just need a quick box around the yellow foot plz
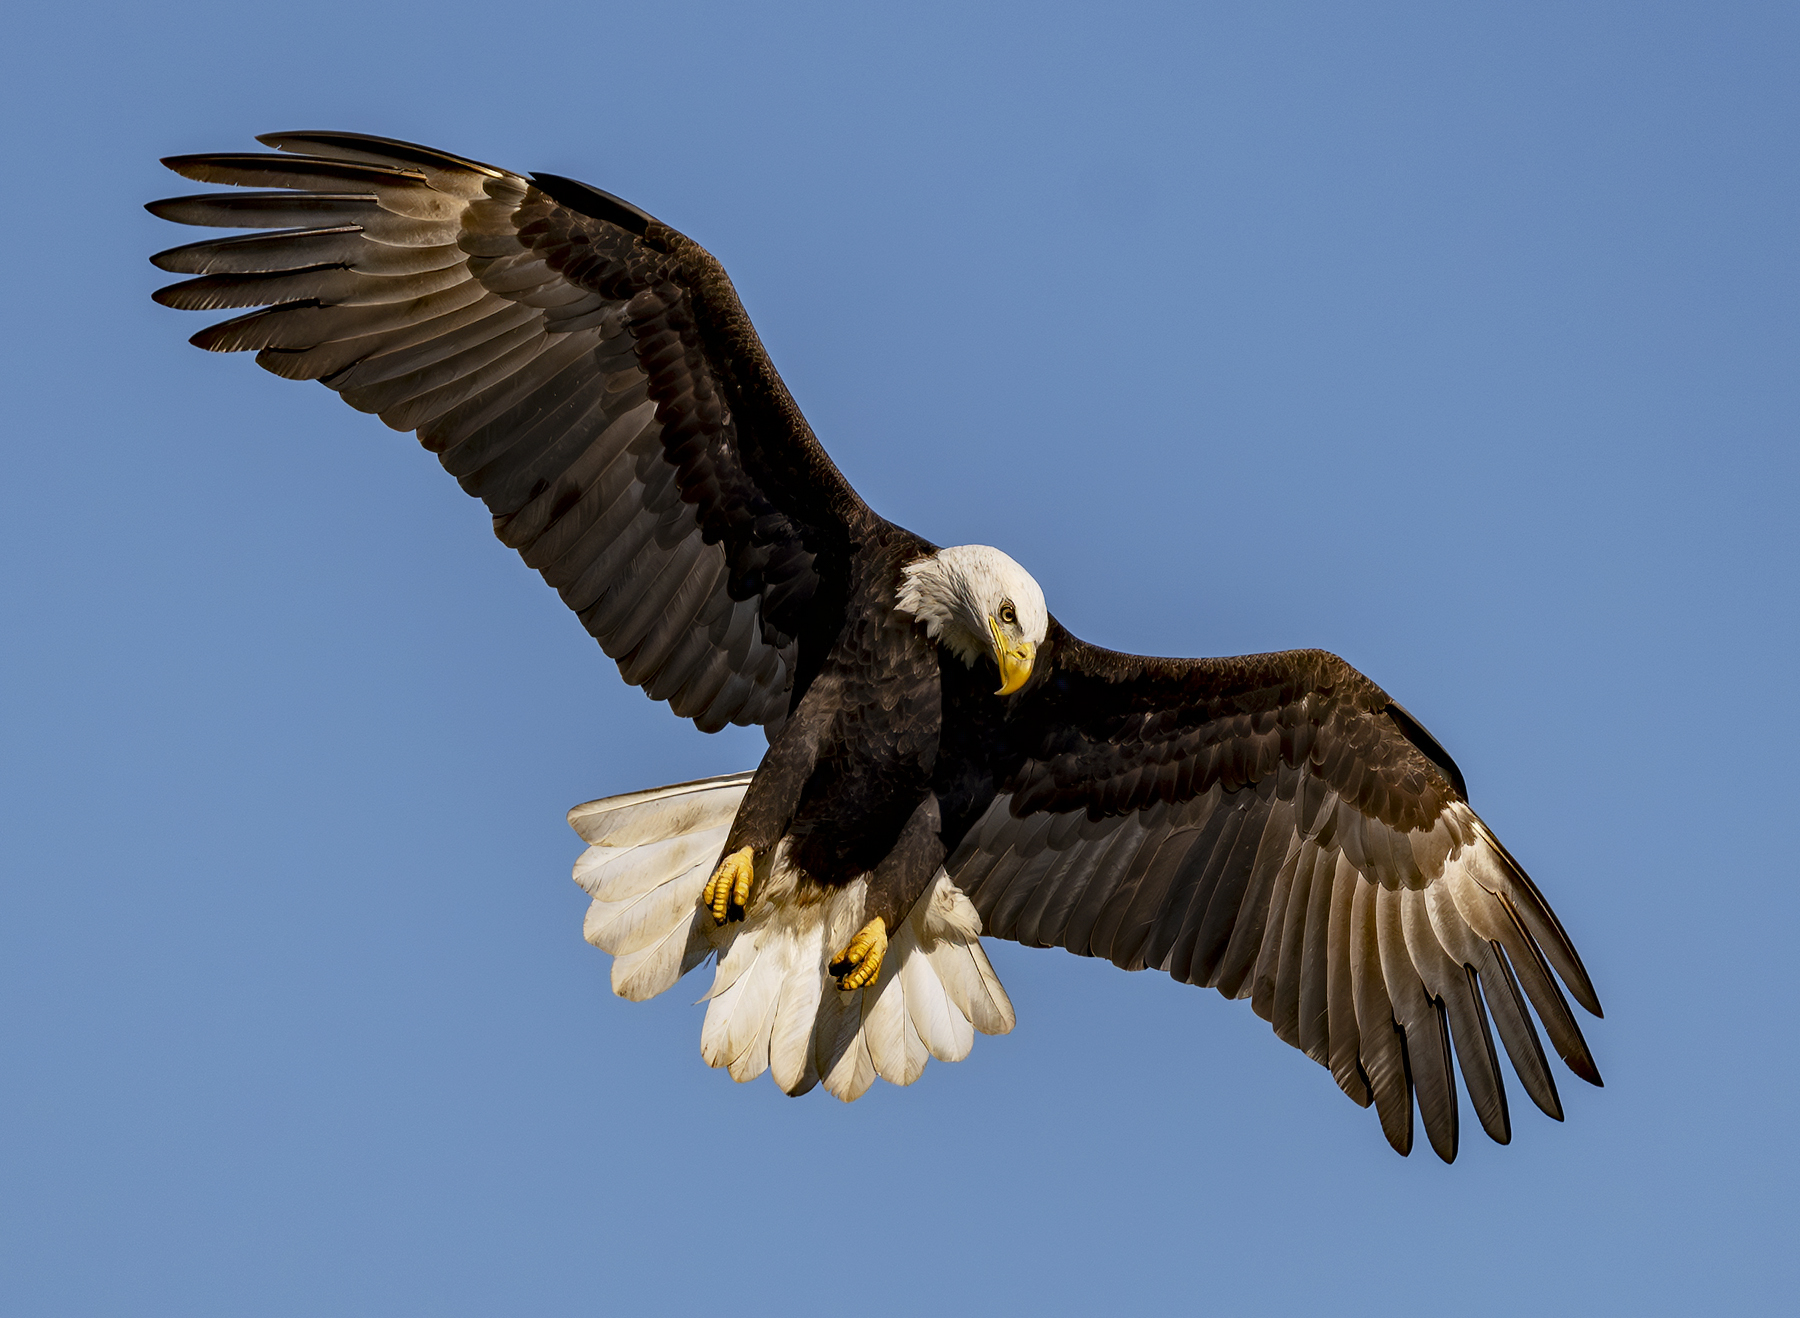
[830,918,889,991]
[702,846,756,924]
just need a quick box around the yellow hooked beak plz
[988,615,1036,696]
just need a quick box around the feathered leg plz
[830,793,945,988]
[707,677,839,923]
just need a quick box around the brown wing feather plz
[949,628,1602,1161]
[149,131,872,733]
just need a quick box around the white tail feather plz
[768,921,826,1095]
[901,934,971,1063]
[581,845,720,956]
[569,774,1015,1099]
[861,947,911,1084]
[568,772,754,846]
[607,918,711,1003]
[820,989,878,1102]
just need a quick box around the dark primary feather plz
[949,632,1603,1161]
[148,131,874,734]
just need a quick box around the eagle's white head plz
[895,545,1049,695]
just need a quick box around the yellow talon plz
[702,846,756,924]
[830,918,889,991]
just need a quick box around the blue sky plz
[3,2,1795,1313]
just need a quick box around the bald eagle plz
[148,131,1602,1161]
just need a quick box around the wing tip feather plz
[254,129,510,179]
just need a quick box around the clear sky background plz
[3,2,1795,1313]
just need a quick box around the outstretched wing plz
[149,132,871,733]
[949,630,1602,1161]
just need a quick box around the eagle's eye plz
[998,602,1017,627]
